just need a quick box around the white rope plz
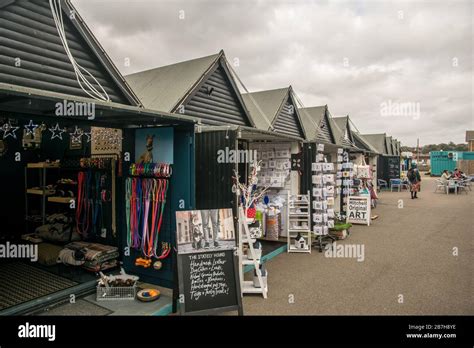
[49,0,110,102]
[224,59,274,130]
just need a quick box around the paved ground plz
[242,176,474,315]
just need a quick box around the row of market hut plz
[0,0,402,313]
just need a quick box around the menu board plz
[177,250,241,314]
[387,157,400,179]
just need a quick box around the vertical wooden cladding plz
[0,0,129,103]
[317,111,334,144]
[195,130,236,210]
[272,97,305,138]
[184,66,250,126]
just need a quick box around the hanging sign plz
[346,196,371,226]
[175,209,242,315]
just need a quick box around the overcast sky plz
[73,0,473,146]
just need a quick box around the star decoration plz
[24,119,39,136]
[83,131,92,143]
[2,121,19,139]
[49,123,66,140]
[69,126,83,143]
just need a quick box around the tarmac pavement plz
[242,176,474,315]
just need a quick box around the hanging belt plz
[145,179,161,257]
[141,179,153,256]
[125,178,132,247]
[76,170,92,237]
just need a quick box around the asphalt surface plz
[242,176,474,315]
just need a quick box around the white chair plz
[446,180,457,195]
[390,179,401,192]
[462,179,472,191]
[434,179,446,193]
[457,180,469,194]
[377,179,388,192]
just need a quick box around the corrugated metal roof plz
[125,53,220,112]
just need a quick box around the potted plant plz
[329,213,352,239]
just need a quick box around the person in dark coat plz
[407,164,421,199]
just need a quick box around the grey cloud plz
[73,0,473,146]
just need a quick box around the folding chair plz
[377,179,388,192]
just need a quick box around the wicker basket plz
[96,285,137,301]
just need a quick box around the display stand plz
[238,207,268,298]
[24,162,60,229]
[287,191,311,253]
[311,144,336,252]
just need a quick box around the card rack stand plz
[287,191,311,253]
[340,150,354,220]
[238,207,268,299]
[311,144,336,252]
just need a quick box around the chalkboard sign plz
[177,249,242,315]
[175,209,242,315]
[387,157,400,179]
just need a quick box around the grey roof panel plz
[361,133,388,155]
[125,53,220,112]
[241,87,289,130]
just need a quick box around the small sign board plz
[175,209,242,315]
[346,196,371,226]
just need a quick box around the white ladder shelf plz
[238,207,268,298]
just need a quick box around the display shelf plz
[27,188,55,196]
[287,191,311,253]
[241,254,261,265]
[238,207,268,299]
[48,196,74,204]
[27,162,60,169]
[288,245,311,253]
[241,280,268,294]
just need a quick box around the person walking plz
[407,164,421,199]
[201,209,220,248]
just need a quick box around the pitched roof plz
[332,116,358,148]
[242,87,289,130]
[361,133,389,155]
[353,132,379,153]
[126,53,221,112]
[242,86,306,139]
[0,0,141,105]
[298,105,336,144]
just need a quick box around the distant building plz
[466,131,474,151]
